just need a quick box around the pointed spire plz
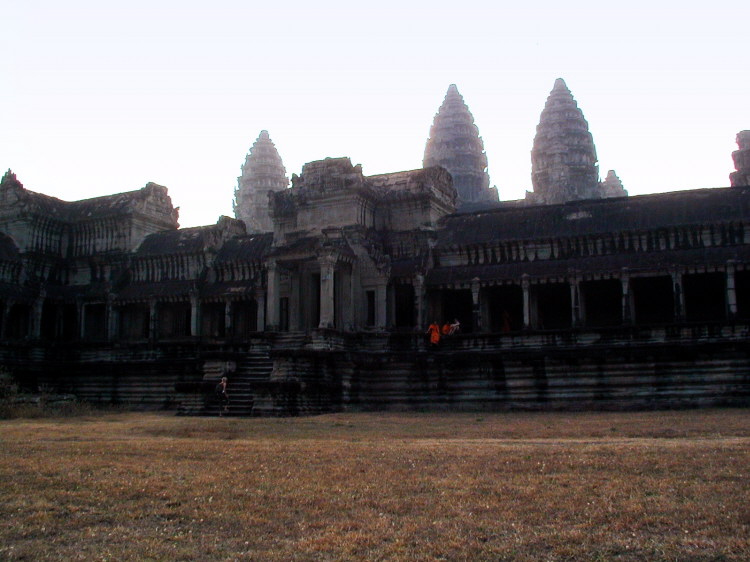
[600,170,627,198]
[234,130,288,233]
[530,79,601,205]
[423,85,496,205]
[1,169,23,190]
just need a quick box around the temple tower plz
[530,78,601,205]
[234,130,289,233]
[600,170,628,198]
[730,130,750,187]
[423,84,496,205]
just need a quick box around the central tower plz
[423,84,497,206]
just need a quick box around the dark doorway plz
[40,301,57,340]
[365,290,376,327]
[534,283,571,329]
[158,303,190,339]
[736,270,750,319]
[119,304,149,340]
[683,272,726,322]
[485,285,523,332]
[441,289,473,333]
[201,303,226,338]
[394,284,415,328]
[233,301,258,336]
[581,279,622,327]
[84,304,107,341]
[6,303,30,339]
[632,276,674,324]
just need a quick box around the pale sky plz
[2,0,748,228]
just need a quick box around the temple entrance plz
[484,285,523,332]
[683,272,726,322]
[394,284,415,328]
[201,302,225,338]
[40,301,57,340]
[6,303,30,339]
[158,302,190,339]
[532,283,571,329]
[83,303,106,341]
[233,301,258,336]
[119,304,149,340]
[736,270,750,319]
[440,289,473,333]
[581,279,622,327]
[632,276,674,324]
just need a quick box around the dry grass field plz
[1,409,749,561]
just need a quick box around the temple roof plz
[437,187,750,248]
[214,233,273,263]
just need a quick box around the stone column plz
[0,299,13,339]
[149,299,158,342]
[255,289,266,331]
[376,282,387,330]
[569,274,581,327]
[726,260,738,319]
[620,268,631,324]
[671,269,685,321]
[521,274,531,329]
[414,274,425,330]
[77,300,85,339]
[318,255,336,328]
[224,300,233,337]
[31,292,44,339]
[190,292,200,337]
[471,277,481,332]
[106,295,117,341]
[266,260,279,331]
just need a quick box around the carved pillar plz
[31,292,44,339]
[376,282,387,330]
[569,274,581,327]
[726,260,738,319]
[224,300,233,337]
[671,269,685,321]
[106,294,117,341]
[471,277,481,332]
[414,274,425,330]
[621,268,632,324]
[0,299,13,340]
[255,289,266,331]
[266,260,279,331]
[521,274,531,329]
[149,299,158,342]
[190,292,200,337]
[77,300,85,339]
[318,255,336,328]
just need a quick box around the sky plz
[2,0,748,228]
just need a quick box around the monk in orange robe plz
[426,321,441,347]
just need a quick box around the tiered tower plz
[730,130,750,187]
[234,130,288,233]
[600,170,627,198]
[530,78,601,205]
[423,84,497,205]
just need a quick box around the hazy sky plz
[2,1,747,227]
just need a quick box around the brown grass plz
[1,409,749,561]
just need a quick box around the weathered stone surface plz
[234,130,289,233]
[423,85,497,206]
[529,79,602,205]
[730,130,750,187]
[1,84,749,416]
[600,170,627,198]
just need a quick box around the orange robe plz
[427,323,441,345]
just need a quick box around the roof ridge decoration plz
[423,85,496,206]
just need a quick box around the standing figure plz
[449,318,461,335]
[426,321,441,348]
[215,376,230,416]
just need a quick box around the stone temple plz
[1,80,749,415]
